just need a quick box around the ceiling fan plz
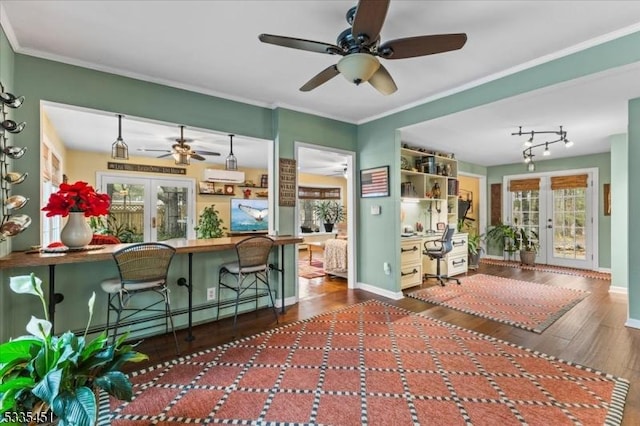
[258,0,467,95]
[138,125,221,162]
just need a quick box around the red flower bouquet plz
[42,181,111,217]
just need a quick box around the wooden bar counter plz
[0,235,302,339]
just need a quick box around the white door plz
[98,173,196,242]
[507,171,595,269]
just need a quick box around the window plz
[40,136,63,247]
[298,187,341,232]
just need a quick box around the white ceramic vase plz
[60,212,93,249]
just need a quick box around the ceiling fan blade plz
[157,153,173,158]
[190,153,206,161]
[379,33,467,59]
[351,0,390,45]
[138,148,171,152]
[194,150,221,156]
[259,34,343,55]
[300,65,340,92]
[368,64,397,95]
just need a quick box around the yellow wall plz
[458,175,480,235]
[65,149,268,231]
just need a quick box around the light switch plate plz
[371,205,381,215]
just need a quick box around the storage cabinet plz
[400,237,422,289]
[422,232,468,278]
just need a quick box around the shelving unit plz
[0,83,30,240]
[400,147,459,226]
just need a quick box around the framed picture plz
[604,183,611,216]
[436,222,446,231]
[198,181,215,194]
[360,166,389,198]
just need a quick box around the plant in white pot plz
[0,274,148,425]
[313,201,345,233]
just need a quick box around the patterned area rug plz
[298,258,325,279]
[480,258,611,280]
[407,274,590,333]
[107,301,628,425]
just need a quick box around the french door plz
[507,170,596,270]
[98,173,196,242]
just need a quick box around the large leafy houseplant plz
[0,274,148,426]
[195,204,227,238]
[313,201,345,232]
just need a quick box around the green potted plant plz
[313,201,345,233]
[516,227,539,265]
[0,273,148,425]
[467,232,484,269]
[485,221,518,260]
[195,204,227,238]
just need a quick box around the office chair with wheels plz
[423,225,461,286]
[101,242,179,354]
[217,236,279,330]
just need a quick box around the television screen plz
[230,198,269,233]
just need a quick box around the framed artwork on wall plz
[360,166,389,198]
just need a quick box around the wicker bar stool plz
[217,236,279,330]
[101,242,179,354]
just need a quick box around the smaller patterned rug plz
[407,274,590,333]
[480,258,611,280]
[298,258,325,279]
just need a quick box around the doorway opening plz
[295,143,356,302]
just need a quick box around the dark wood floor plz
[129,264,639,425]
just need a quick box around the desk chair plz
[217,236,278,330]
[423,226,461,286]
[101,242,179,354]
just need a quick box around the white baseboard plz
[608,286,628,295]
[625,318,640,329]
[598,267,612,274]
[275,295,298,308]
[356,281,404,300]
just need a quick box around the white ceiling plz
[3,1,640,169]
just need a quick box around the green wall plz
[610,134,628,291]
[628,98,640,322]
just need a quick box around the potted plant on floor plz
[0,273,148,425]
[486,221,518,260]
[516,227,539,265]
[467,232,484,269]
[313,201,345,233]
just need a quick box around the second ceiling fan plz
[259,0,467,95]
[139,125,221,164]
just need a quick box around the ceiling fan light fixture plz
[111,114,129,160]
[336,53,380,85]
[174,151,190,165]
[225,134,238,171]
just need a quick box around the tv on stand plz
[230,198,269,234]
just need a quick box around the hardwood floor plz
[128,264,639,425]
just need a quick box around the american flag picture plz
[360,166,389,198]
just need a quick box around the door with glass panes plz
[507,172,594,270]
[98,174,195,242]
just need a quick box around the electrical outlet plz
[206,287,216,301]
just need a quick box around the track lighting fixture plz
[512,126,573,172]
[111,114,129,160]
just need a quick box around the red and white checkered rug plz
[106,300,627,425]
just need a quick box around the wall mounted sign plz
[278,158,296,207]
[360,166,389,198]
[107,162,186,175]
